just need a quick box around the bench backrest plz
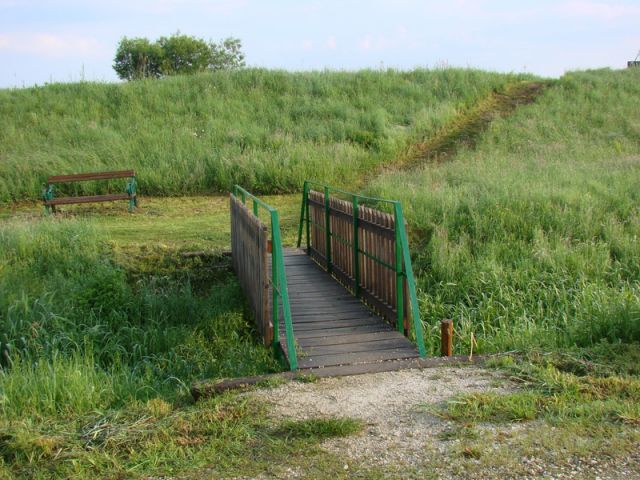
[48,170,135,184]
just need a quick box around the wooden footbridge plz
[230,182,426,372]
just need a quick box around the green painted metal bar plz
[232,185,298,370]
[42,184,54,215]
[126,176,137,213]
[394,209,404,334]
[253,199,259,217]
[296,180,309,249]
[324,186,332,273]
[305,180,399,206]
[352,195,360,298]
[305,186,310,254]
[394,202,426,357]
[271,211,297,370]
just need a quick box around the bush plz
[113,33,245,80]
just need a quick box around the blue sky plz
[1,0,639,88]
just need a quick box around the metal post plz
[253,199,259,217]
[271,220,280,354]
[272,211,297,370]
[352,195,360,297]
[296,181,309,249]
[394,202,426,357]
[305,188,310,255]
[394,205,404,333]
[324,186,332,273]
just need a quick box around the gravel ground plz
[250,366,640,479]
[253,367,510,468]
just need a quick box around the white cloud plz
[326,36,337,49]
[0,33,106,58]
[557,0,640,20]
[357,26,421,52]
[302,39,313,51]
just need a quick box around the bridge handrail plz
[232,185,298,370]
[296,181,426,357]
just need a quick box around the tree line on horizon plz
[113,33,245,81]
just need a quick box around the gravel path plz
[251,366,640,479]
[253,366,510,467]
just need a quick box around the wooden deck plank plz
[279,248,419,370]
[297,349,419,369]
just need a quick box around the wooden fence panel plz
[306,190,409,333]
[230,195,272,346]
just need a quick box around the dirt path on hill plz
[371,81,548,179]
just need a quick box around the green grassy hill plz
[0,68,526,201]
[2,67,640,479]
[369,68,640,352]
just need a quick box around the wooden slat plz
[48,170,135,183]
[297,349,418,369]
[44,193,131,205]
[230,195,271,346]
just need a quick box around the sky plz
[1,0,639,88]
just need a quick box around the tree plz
[113,34,246,81]
[113,37,162,80]
[209,37,245,71]
[157,33,211,76]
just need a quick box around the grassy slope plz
[2,68,640,478]
[0,68,526,201]
[369,68,640,353]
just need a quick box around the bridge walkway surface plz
[279,248,420,370]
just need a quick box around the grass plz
[2,66,640,477]
[442,346,640,425]
[0,218,373,479]
[368,68,640,354]
[419,346,640,478]
[0,68,529,202]
[0,194,301,250]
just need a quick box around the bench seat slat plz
[45,193,133,206]
[48,170,135,183]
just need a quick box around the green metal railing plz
[296,180,426,357]
[232,185,298,370]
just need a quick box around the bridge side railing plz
[231,186,298,370]
[296,181,426,356]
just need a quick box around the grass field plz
[1,67,639,478]
[0,68,528,202]
[368,68,640,354]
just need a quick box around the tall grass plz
[369,68,640,353]
[0,68,528,201]
[0,220,279,422]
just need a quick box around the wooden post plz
[441,319,453,356]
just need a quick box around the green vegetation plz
[2,66,640,477]
[0,68,526,202]
[443,347,640,424]
[426,347,640,477]
[0,219,371,478]
[368,68,640,354]
[113,33,245,80]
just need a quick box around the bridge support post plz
[324,186,332,273]
[352,195,360,297]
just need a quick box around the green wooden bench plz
[42,170,138,214]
